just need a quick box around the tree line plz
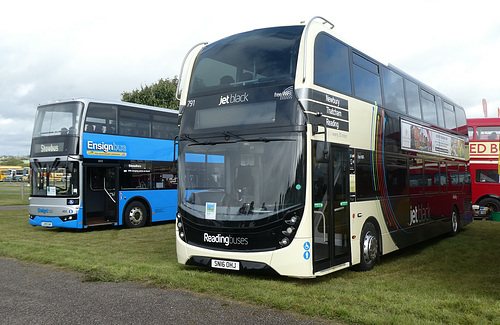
[121,77,179,110]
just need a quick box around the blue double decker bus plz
[29,98,178,229]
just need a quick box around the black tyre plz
[124,201,148,228]
[450,207,459,237]
[477,197,500,213]
[354,222,379,272]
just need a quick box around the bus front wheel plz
[124,201,148,228]
[477,198,500,213]
[354,222,379,272]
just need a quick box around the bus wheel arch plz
[123,197,150,228]
[477,197,500,213]
[354,217,381,272]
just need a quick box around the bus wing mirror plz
[316,142,330,163]
[313,124,329,163]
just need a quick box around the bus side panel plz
[386,195,451,249]
[118,190,177,223]
[148,189,177,222]
[470,162,500,204]
[349,201,399,265]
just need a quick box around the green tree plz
[0,157,27,167]
[121,77,179,110]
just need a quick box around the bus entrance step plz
[86,221,118,227]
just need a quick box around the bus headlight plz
[279,237,290,247]
[59,214,77,222]
[277,208,303,248]
[282,226,295,236]
[177,213,187,242]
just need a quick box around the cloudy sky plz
[1,0,499,156]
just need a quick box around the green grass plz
[0,208,499,324]
[0,182,30,205]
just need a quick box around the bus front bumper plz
[29,214,80,228]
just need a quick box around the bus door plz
[312,142,350,273]
[83,164,118,226]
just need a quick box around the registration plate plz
[41,222,53,227]
[211,259,240,271]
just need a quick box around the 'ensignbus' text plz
[87,141,126,153]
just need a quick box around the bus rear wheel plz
[124,201,148,228]
[354,222,379,272]
[450,207,459,237]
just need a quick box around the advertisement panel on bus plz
[82,133,176,161]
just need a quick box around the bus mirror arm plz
[313,124,329,163]
[176,42,209,100]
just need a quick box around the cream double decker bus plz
[175,17,472,278]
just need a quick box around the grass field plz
[0,206,498,324]
[0,182,30,206]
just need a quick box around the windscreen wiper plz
[222,131,244,141]
[179,133,199,143]
[189,140,236,146]
[244,137,295,143]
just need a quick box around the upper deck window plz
[421,89,437,125]
[405,80,421,119]
[188,26,304,97]
[455,106,467,133]
[467,127,475,140]
[443,102,457,130]
[314,33,351,95]
[85,103,117,134]
[33,102,83,138]
[477,126,500,140]
[352,53,382,105]
[119,109,151,137]
[382,67,405,113]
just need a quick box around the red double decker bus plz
[468,117,500,216]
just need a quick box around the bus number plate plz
[41,222,53,227]
[211,259,240,271]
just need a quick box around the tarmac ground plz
[0,257,335,325]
